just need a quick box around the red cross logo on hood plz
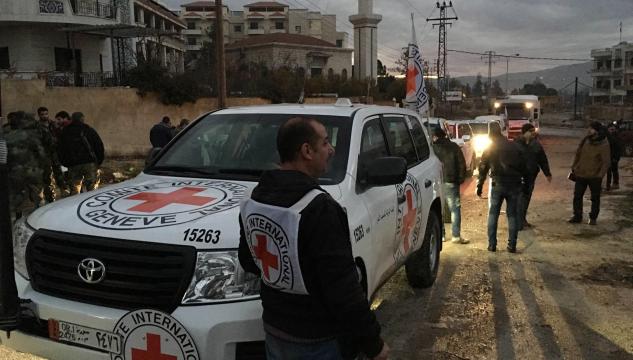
[125,187,215,213]
[131,333,176,360]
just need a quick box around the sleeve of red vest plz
[238,216,261,276]
[309,198,384,358]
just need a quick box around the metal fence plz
[46,72,126,87]
[74,0,116,19]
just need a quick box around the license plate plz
[48,319,121,354]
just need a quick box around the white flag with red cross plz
[404,13,429,115]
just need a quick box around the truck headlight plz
[182,251,260,304]
[473,135,492,156]
[13,217,34,280]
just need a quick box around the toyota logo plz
[77,258,106,284]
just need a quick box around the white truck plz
[3,104,445,360]
[493,95,541,139]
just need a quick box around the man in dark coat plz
[149,116,174,148]
[515,123,552,230]
[432,128,469,244]
[605,123,622,191]
[239,117,388,360]
[58,112,104,194]
[477,126,528,253]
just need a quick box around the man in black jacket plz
[605,123,622,191]
[238,117,388,360]
[432,128,469,244]
[515,124,552,230]
[149,116,174,148]
[477,126,528,253]
[58,112,104,194]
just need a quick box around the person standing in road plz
[58,112,104,194]
[432,128,469,244]
[605,123,622,191]
[36,106,63,204]
[149,116,175,148]
[239,117,388,360]
[4,112,49,220]
[569,121,611,225]
[515,124,552,230]
[477,126,528,253]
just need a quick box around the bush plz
[126,62,205,106]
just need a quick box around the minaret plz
[349,0,382,81]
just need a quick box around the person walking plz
[515,124,552,230]
[477,126,528,253]
[149,116,175,148]
[605,123,622,191]
[432,128,469,244]
[4,112,50,220]
[58,112,104,194]
[239,117,388,360]
[569,121,611,225]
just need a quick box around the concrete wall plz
[585,105,633,122]
[0,79,270,156]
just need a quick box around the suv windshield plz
[469,123,489,134]
[148,113,352,184]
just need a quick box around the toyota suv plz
[4,103,445,360]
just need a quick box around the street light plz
[506,53,520,95]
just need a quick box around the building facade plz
[225,33,352,78]
[179,1,349,65]
[591,41,633,104]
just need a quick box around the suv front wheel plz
[405,211,441,288]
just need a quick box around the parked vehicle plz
[494,95,541,139]
[424,117,476,176]
[467,117,505,158]
[5,103,445,360]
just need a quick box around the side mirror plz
[145,147,162,167]
[462,134,471,142]
[363,157,407,187]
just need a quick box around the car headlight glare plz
[182,251,260,304]
[13,217,34,280]
[473,135,492,154]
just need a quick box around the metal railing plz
[74,0,116,19]
[46,72,126,87]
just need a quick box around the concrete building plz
[179,1,349,67]
[0,0,185,86]
[349,0,381,81]
[590,41,633,104]
[225,33,352,78]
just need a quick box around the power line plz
[447,49,590,62]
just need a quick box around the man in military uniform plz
[37,106,65,202]
[4,112,49,220]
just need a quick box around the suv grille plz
[27,230,196,313]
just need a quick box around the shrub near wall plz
[0,79,270,157]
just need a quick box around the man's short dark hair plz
[521,123,535,134]
[37,107,48,114]
[55,111,70,120]
[277,117,321,163]
[162,116,171,123]
[433,127,447,139]
[71,112,84,123]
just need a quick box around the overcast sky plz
[162,0,633,77]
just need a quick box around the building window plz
[250,22,259,30]
[327,68,334,78]
[614,79,622,87]
[336,39,343,48]
[39,0,64,14]
[341,68,347,80]
[0,47,9,70]
[54,47,81,72]
[295,25,301,33]
[187,22,196,30]
[311,68,322,77]
[234,25,242,32]
[187,37,197,45]
[275,21,284,30]
[615,59,622,68]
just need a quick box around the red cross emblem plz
[125,187,216,213]
[400,189,417,253]
[253,234,279,281]
[131,333,177,360]
[406,64,419,95]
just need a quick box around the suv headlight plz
[182,251,260,304]
[13,217,34,280]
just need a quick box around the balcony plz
[182,29,202,35]
[247,28,265,35]
[591,67,611,76]
[591,48,611,58]
[186,44,202,51]
[74,0,116,20]
[590,89,610,97]
[270,28,285,34]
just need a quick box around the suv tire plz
[405,211,441,288]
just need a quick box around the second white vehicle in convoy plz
[5,102,445,360]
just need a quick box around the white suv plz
[5,104,444,360]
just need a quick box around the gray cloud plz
[163,0,633,76]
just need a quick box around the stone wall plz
[585,105,633,122]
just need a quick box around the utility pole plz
[505,53,519,95]
[215,0,227,109]
[427,1,458,102]
[573,76,578,120]
[481,51,495,101]
[620,21,623,43]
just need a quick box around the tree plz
[491,80,504,97]
[394,48,408,75]
[472,74,483,97]
[448,78,463,90]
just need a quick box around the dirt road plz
[1,127,632,359]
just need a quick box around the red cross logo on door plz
[131,333,177,360]
[125,187,216,213]
[253,234,279,281]
[400,189,417,253]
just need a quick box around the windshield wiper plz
[146,165,218,176]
